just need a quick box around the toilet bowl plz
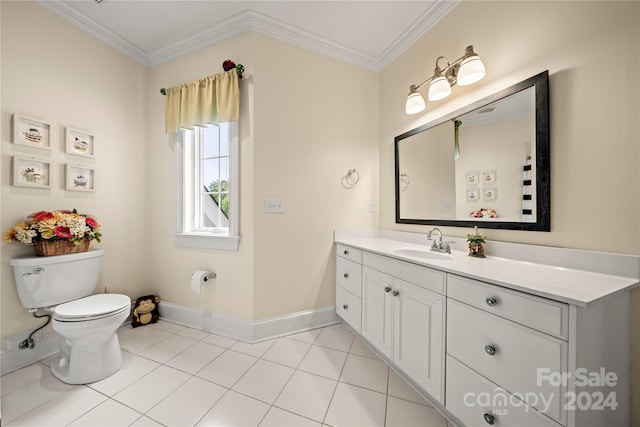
[9,250,131,384]
[51,293,130,384]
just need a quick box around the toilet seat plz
[54,294,130,322]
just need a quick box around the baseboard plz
[158,302,340,343]
[1,329,59,376]
[1,304,339,376]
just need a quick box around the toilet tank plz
[9,249,104,310]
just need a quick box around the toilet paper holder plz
[204,272,217,282]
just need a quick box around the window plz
[175,122,239,251]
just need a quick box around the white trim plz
[158,302,340,343]
[1,330,60,376]
[34,2,459,72]
[174,233,240,251]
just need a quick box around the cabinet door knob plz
[483,413,495,425]
[485,297,498,307]
[392,290,399,296]
[385,286,392,293]
[343,304,348,310]
[343,250,349,255]
[484,345,496,356]
[344,273,349,278]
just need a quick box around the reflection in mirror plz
[395,71,549,231]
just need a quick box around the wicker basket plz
[33,239,90,256]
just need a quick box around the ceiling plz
[36,0,459,71]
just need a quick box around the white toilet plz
[10,249,130,384]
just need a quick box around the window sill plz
[174,233,240,251]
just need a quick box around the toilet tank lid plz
[9,249,104,267]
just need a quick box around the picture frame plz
[465,171,480,185]
[466,187,479,201]
[483,170,497,184]
[66,163,95,192]
[483,187,497,200]
[12,114,51,150]
[65,127,95,158]
[13,155,52,188]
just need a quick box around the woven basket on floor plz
[33,239,90,256]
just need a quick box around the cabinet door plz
[362,267,394,358]
[393,279,444,404]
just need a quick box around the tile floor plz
[1,320,452,426]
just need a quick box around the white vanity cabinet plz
[335,244,362,332]
[361,251,446,404]
[334,235,634,427]
[445,274,629,427]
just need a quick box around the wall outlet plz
[264,198,285,214]
[368,201,375,213]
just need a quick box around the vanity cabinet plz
[335,244,362,332]
[361,251,445,404]
[335,238,631,427]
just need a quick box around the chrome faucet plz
[427,227,455,254]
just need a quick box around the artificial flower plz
[4,209,102,246]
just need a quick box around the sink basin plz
[392,248,454,261]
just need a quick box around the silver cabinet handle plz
[484,345,496,356]
[385,286,392,293]
[392,290,399,296]
[485,297,498,307]
[343,304,348,310]
[343,273,349,278]
[483,413,495,425]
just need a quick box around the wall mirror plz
[395,71,549,231]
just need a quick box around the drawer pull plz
[392,290,399,296]
[385,286,392,293]
[343,304,348,310]
[485,297,498,307]
[483,413,495,425]
[343,250,349,255]
[484,345,496,356]
[343,273,349,278]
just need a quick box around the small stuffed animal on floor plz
[131,295,160,328]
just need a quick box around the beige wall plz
[379,1,640,422]
[147,32,379,321]
[1,1,150,337]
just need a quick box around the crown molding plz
[35,0,458,72]
[35,0,149,66]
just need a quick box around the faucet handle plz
[443,241,456,253]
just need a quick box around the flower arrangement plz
[466,226,486,258]
[4,209,101,246]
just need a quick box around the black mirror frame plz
[395,70,550,231]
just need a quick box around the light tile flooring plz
[1,321,452,426]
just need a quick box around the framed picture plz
[483,187,497,200]
[466,187,479,201]
[13,155,52,188]
[465,171,480,185]
[483,170,497,184]
[12,114,51,150]
[66,163,95,192]
[65,127,95,158]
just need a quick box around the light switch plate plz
[264,198,285,213]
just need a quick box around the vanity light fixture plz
[405,45,486,115]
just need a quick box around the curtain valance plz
[164,69,239,133]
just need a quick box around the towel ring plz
[345,169,359,187]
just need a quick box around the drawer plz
[337,244,363,263]
[447,299,568,424]
[446,355,562,427]
[447,274,569,340]
[336,285,361,332]
[363,251,445,295]
[336,257,362,297]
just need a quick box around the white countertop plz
[335,236,639,307]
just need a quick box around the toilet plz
[9,249,130,384]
